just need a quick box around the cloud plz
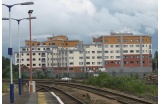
[2,0,158,57]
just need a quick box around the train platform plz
[2,92,60,104]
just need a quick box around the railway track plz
[57,82,154,104]
[37,84,85,104]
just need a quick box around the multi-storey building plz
[14,32,152,73]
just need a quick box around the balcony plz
[41,60,46,62]
[41,55,46,57]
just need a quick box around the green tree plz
[2,56,18,79]
[152,51,158,72]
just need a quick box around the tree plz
[2,56,18,79]
[152,51,158,72]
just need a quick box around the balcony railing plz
[41,60,46,62]
[41,55,46,57]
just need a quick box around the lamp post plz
[2,2,34,103]
[28,10,34,93]
[2,17,36,95]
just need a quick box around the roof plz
[47,35,67,39]
[25,40,41,42]
[64,40,79,42]
[97,35,152,38]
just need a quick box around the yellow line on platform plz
[38,92,47,104]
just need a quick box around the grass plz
[85,72,158,97]
[2,83,19,93]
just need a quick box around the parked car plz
[61,77,72,81]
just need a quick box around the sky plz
[2,0,158,58]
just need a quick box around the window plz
[115,45,120,48]
[130,39,133,42]
[27,64,30,66]
[124,61,128,64]
[130,45,134,47]
[130,61,134,64]
[105,56,108,59]
[130,56,134,58]
[116,50,120,53]
[79,62,83,65]
[86,51,90,54]
[47,48,50,50]
[92,62,95,65]
[69,57,73,59]
[149,45,151,49]
[27,59,29,61]
[130,50,134,53]
[136,56,140,58]
[105,39,108,42]
[22,48,25,51]
[39,64,41,66]
[79,51,83,54]
[110,45,114,48]
[32,48,34,50]
[33,58,35,61]
[110,56,114,59]
[86,62,90,65]
[123,39,128,42]
[116,56,120,59]
[97,62,102,65]
[105,62,108,64]
[105,51,108,53]
[33,64,36,66]
[136,50,140,53]
[21,53,23,56]
[98,45,102,48]
[43,43,46,45]
[110,50,114,53]
[136,45,140,47]
[86,56,90,59]
[142,50,145,53]
[69,62,73,65]
[137,61,140,64]
[79,57,83,59]
[43,48,45,50]
[33,53,35,55]
[97,51,102,53]
[123,45,128,48]
[86,45,90,48]
[136,39,139,42]
[92,56,95,59]
[92,51,95,53]
[117,39,120,42]
[123,56,128,58]
[105,45,108,48]
[38,48,40,50]
[110,62,114,64]
[142,45,144,47]
[27,53,29,56]
[70,51,73,54]
[123,50,128,53]
[22,59,24,61]
[97,56,102,59]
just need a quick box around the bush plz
[86,72,158,96]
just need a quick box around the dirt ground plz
[53,85,120,104]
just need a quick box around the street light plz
[3,17,36,95]
[2,2,34,103]
[28,10,34,93]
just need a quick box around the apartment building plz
[14,32,152,73]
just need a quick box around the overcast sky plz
[2,0,158,58]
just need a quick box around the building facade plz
[14,32,152,73]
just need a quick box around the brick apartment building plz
[14,32,152,73]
